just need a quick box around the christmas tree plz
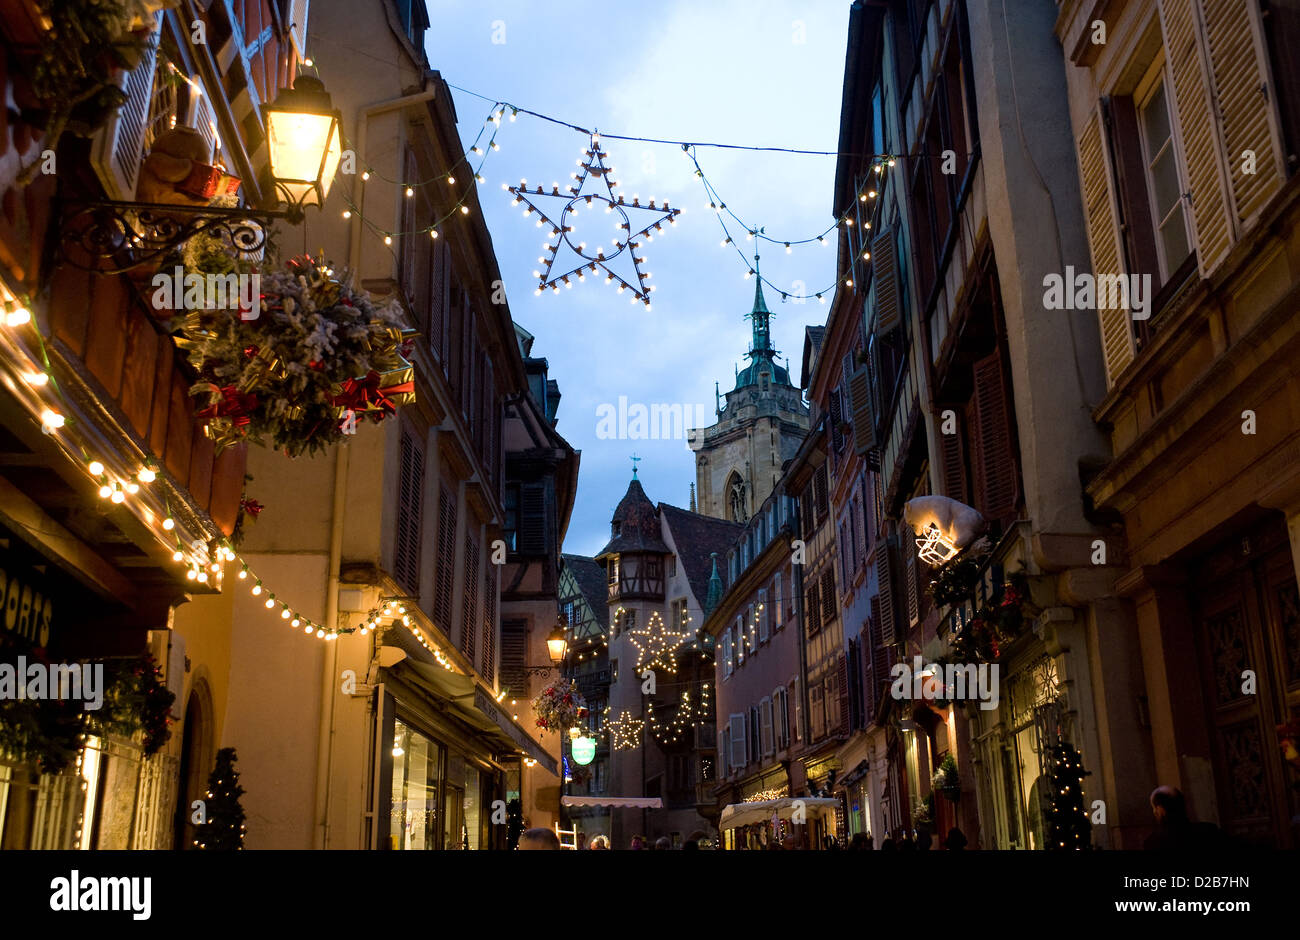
[196,747,247,850]
[1045,742,1091,850]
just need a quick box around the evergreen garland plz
[1045,742,1092,850]
[195,747,246,850]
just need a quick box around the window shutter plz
[1202,0,1284,227]
[1158,0,1233,275]
[761,698,774,755]
[91,12,162,200]
[719,729,729,778]
[434,485,457,630]
[806,581,821,635]
[939,413,968,505]
[872,226,900,333]
[730,714,747,768]
[829,388,845,451]
[500,619,528,696]
[750,706,760,761]
[837,651,851,734]
[849,364,877,455]
[814,466,829,520]
[722,629,733,678]
[518,483,546,554]
[794,677,803,742]
[394,429,424,593]
[1077,110,1135,386]
[461,535,479,664]
[774,573,783,628]
[971,351,1019,523]
[482,565,496,682]
[876,542,897,646]
[758,588,769,642]
[821,569,836,625]
[904,521,920,627]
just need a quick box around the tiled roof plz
[596,478,669,556]
[561,553,609,628]
[658,504,744,606]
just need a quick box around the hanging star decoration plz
[507,132,680,307]
[606,710,645,751]
[627,610,689,674]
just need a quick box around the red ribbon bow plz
[332,370,414,417]
[196,385,258,428]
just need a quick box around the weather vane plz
[507,131,681,307]
[631,453,641,478]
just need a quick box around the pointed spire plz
[689,482,697,513]
[704,552,723,617]
[748,256,773,356]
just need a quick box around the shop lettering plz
[0,565,54,647]
[49,870,151,920]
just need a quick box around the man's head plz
[517,827,561,850]
[1150,786,1188,824]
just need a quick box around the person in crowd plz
[879,835,895,852]
[589,834,611,850]
[682,830,706,850]
[654,836,672,850]
[629,834,646,850]
[848,832,873,850]
[896,827,915,851]
[916,824,933,851]
[1144,785,1228,849]
[944,827,968,850]
[517,828,560,850]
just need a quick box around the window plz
[729,714,747,768]
[806,581,822,636]
[722,629,734,678]
[434,485,456,632]
[608,556,619,586]
[774,572,783,629]
[821,569,837,625]
[503,484,519,551]
[758,588,769,643]
[760,697,774,756]
[670,597,688,634]
[1136,70,1192,280]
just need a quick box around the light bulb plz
[197,570,208,583]
[265,597,275,609]
[163,517,175,530]
[41,409,64,430]
[407,186,416,196]
[361,171,370,181]
[383,236,392,246]
[173,550,184,562]
[110,488,125,504]
[238,569,247,579]
[23,371,48,386]
[5,307,31,326]
[88,460,105,476]
[97,484,112,499]
[342,210,351,219]
[137,467,155,483]
[461,206,470,215]
[126,482,140,494]
[252,584,262,596]
[281,608,291,619]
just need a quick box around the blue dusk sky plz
[424,0,851,556]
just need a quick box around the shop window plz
[390,720,444,850]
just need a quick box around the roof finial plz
[631,453,641,479]
[689,482,697,513]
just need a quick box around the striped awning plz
[561,796,663,809]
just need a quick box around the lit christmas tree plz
[196,747,247,850]
[1045,742,1091,850]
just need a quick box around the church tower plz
[690,278,810,522]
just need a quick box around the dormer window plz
[612,521,622,538]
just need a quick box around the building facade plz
[1058,0,1300,848]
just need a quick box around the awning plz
[400,659,558,775]
[719,797,839,830]
[561,796,663,809]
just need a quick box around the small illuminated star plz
[627,611,688,674]
[507,132,680,305]
[606,710,645,750]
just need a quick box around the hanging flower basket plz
[175,256,416,458]
[532,680,588,733]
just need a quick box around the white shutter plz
[718,728,728,778]
[91,11,163,200]
[794,677,803,742]
[722,629,733,678]
[758,588,770,642]
[288,0,311,60]
[761,697,774,756]
[774,573,783,628]
[730,714,747,768]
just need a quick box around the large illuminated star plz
[506,133,680,307]
[627,611,689,674]
[606,710,645,751]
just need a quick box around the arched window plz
[727,472,748,523]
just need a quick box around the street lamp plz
[264,75,343,222]
[59,74,344,272]
[546,624,569,666]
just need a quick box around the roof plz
[801,325,826,389]
[734,278,795,391]
[596,478,669,557]
[658,503,744,606]
[561,554,609,628]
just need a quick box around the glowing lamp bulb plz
[88,461,105,476]
[163,517,175,530]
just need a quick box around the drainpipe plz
[347,83,439,277]
[314,441,350,848]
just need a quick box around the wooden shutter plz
[500,619,528,695]
[970,351,1019,523]
[394,429,424,593]
[806,581,821,635]
[730,714,747,767]
[92,12,162,200]
[1158,0,1233,275]
[758,588,769,642]
[872,226,900,333]
[1201,0,1284,226]
[829,388,845,451]
[761,698,774,755]
[814,466,829,520]
[793,678,803,742]
[849,365,877,455]
[876,543,897,646]
[482,564,496,682]
[821,569,836,624]
[1078,110,1135,386]
[518,483,546,555]
[837,651,851,734]
[939,412,968,504]
[434,485,457,630]
[904,520,920,627]
[461,536,479,664]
